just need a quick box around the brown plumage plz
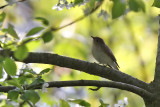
[91,36,119,70]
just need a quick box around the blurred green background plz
[0,0,159,106]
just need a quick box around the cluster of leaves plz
[0,11,53,105]
[3,60,51,105]
[0,12,54,61]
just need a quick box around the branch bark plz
[0,50,151,92]
[154,15,160,83]
[0,80,154,100]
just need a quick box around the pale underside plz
[92,43,119,70]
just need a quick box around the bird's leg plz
[106,64,112,69]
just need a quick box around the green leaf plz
[18,74,34,84]
[39,68,51,75]
[112,0,126,19]
[14,45,29,61]
[22,68,37,75]
[42,31,53,43]
[20,90,40,104]
[8,90,19,100]
[35,17,49,26]
[0,12,6,23]
[3,58,17,76]
[26,27,44,37]
[129,0,145,12]
[74,0,83,5]
[60,99,70,107]
[29,78,45,88]
[7,79,22,89]
[129,0,139,12]
[152,0,160,8]
[68,99,91,107]
[99,98,109,107]
[7,24,19,39]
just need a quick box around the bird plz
[91,36,119,70]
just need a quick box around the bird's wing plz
[102,44,120,68]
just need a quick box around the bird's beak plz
[91,36,94,39]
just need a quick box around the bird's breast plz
[92,44,112,64]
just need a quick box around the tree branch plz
[0,50,151,92]
[154,15,160,83]
[0,80,154,100]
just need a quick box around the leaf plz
[112,0,126,19]
[7,79,22,89]
[60,99,70,107]
[42,31,53,43]
[129,0,145,12]
[0,12,6,23]
[74,0,83,5]
[39,68,51,75]
[152,0,160,8]
[3,58,17,76]
[35,17,49,26]
[18,74,34,84]
[8,90,19,100]
[20,90,40,104]
[14,45,29,61]
[128,0,139,12]
[7,24,19,39]
[68,99,91,107]
[99,98,109,107]
[26,27,44,37]
[22,68,37,75]
[29,78,45,88]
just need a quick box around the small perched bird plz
[91,36,119,70]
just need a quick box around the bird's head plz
[91,36,105,45]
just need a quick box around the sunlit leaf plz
[42,31,53,43]
[39,68,51,75]
[60,99,70,107]
[35,17,49,26]
[7,24,19,39]
[7,79,22,89]
[14,45,29,61]
[20,90,40,104]
[112,0,126,19]
[3,58,17,76]
[8,90,19,100]
[68,99,91,107]
[26,27,44,37]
